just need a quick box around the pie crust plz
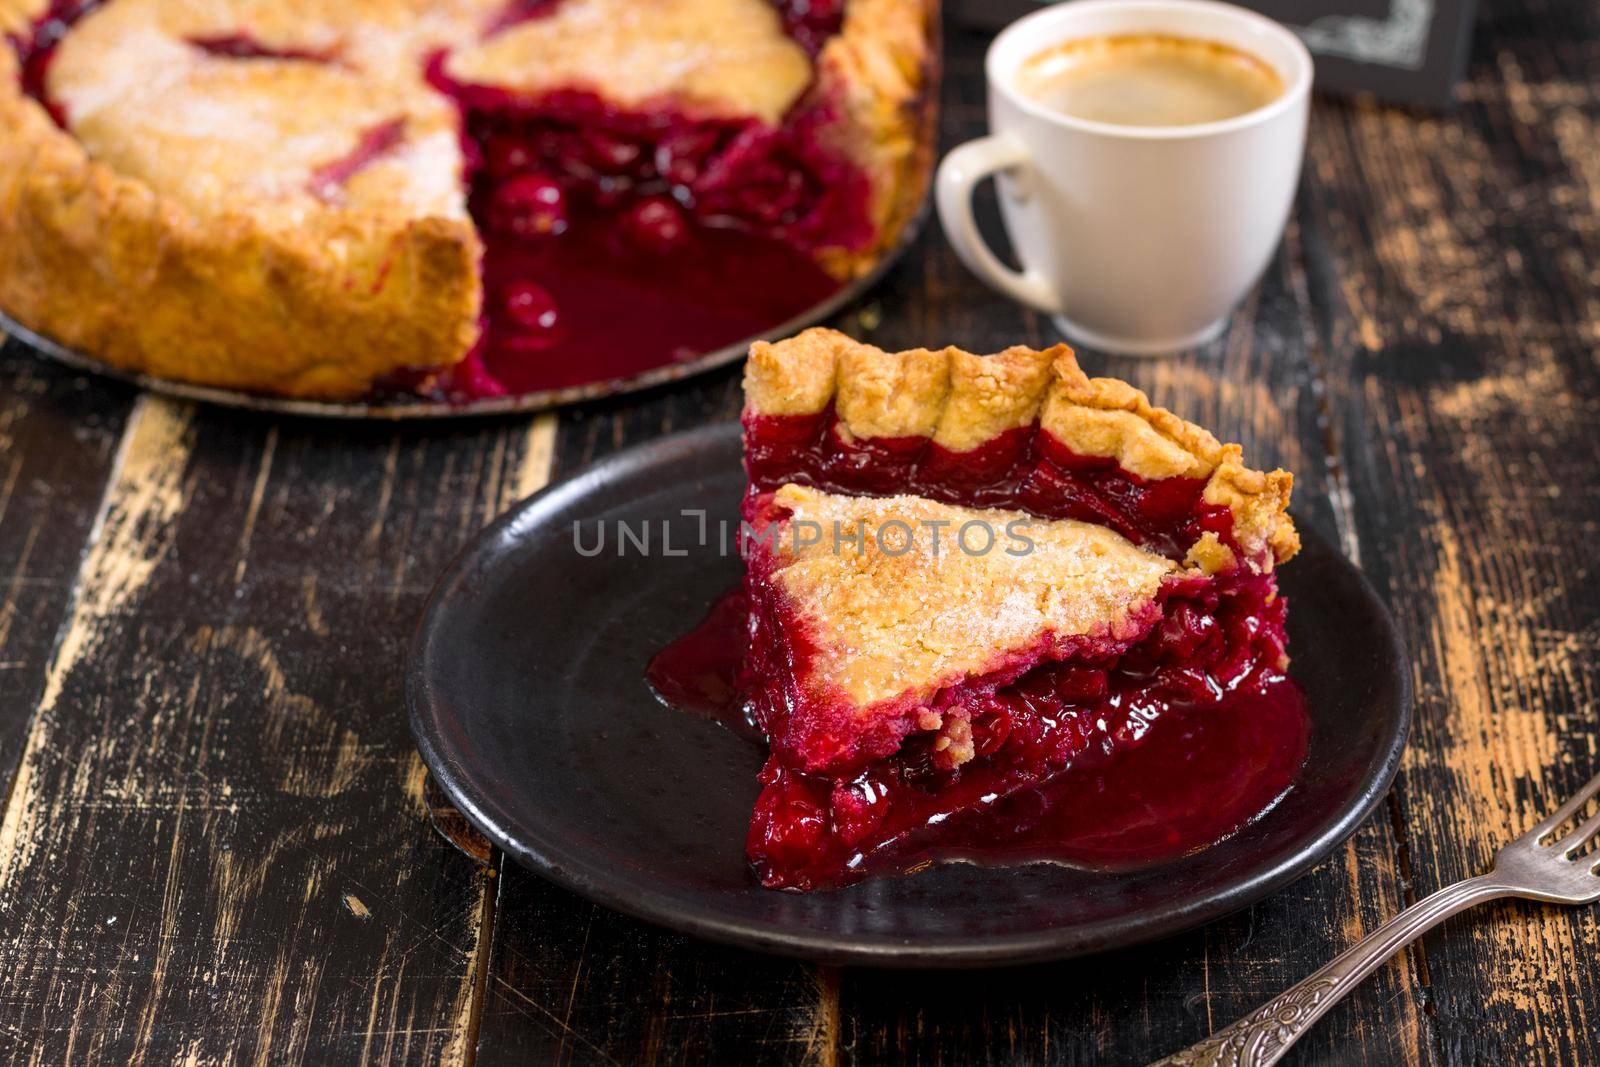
[0,0,936,398]
[744,328,1300,571]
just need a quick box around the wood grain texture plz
[1299,0,1600,1062]
[0,343,131,795]
[0,393,554,1061]
[0,0,1596,1062]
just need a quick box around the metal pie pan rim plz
[1,207,924,421]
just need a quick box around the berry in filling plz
[425,70,871,398]
[740,556,1296,890]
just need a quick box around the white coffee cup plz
[936,0,1313,355]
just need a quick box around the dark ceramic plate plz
[408,423,1411,967]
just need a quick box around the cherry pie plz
[730,329,1301,889]
[0,0,934,399]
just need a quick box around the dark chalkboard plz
[950,0,1480,107]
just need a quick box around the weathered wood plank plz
[829,56,1423,1059]
[1301,0,1600,1062]
[4,0,1597,1061]
[474,866,839,1067]
[0,337,130,799]
[0,394,555,1062]
[475,374,847,1066]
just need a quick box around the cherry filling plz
[8,1,877,401]
[423,69,871,398]
[768,0,846,57]
[482,0,562,37]
[645,414,1306,890]
[651,558,1303,891]
[7,0,97,125]
[749,672,1309,890]
[306,117,406,203]
[741,565,1294,890]
[742,410,1239,561]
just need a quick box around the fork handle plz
[1154,875,1511,1066]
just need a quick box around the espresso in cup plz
[935,0,1312,354]
[1017,34,1284,128]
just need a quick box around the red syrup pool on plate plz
[647,587,1312,888]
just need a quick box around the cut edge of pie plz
[0,0,937,399]
[735,329,1300,889]
[742,326,1300,572]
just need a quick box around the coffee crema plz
[1018,34,1285,128]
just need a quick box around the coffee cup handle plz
[935,134,1062,315]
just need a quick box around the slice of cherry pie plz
[732,329,1302,889]
[0,0,934,400]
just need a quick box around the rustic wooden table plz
[1,3,1597,1062]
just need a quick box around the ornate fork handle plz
[1155,875,1511,1067]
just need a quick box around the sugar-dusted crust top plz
[0,37,481,398]
[48,0,474,232]
[0,0,46,37]
[446,0,813,125]
[764,484,1175,709]
[744,327,1301,567]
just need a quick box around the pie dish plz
[736,328,1300,889]
[0,0,935,401]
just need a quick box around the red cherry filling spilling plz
[740,563,1295,890]
[650,418,1306,891]
[651,562,1304,891]
[417,73,872,398]
[747,662,1308,890]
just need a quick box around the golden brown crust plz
[0,0,46,37]
[446,0,813,126]
[812,0,938,280]
[744,328,847,415]
[742,327,1300,567]
[835,341,949,441]
[1040,361,1225,481]
[1203,461,1301,566]
[936,344,1058,451]
[0,42,482,399]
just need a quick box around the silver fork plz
[1157,770,1600,1067]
